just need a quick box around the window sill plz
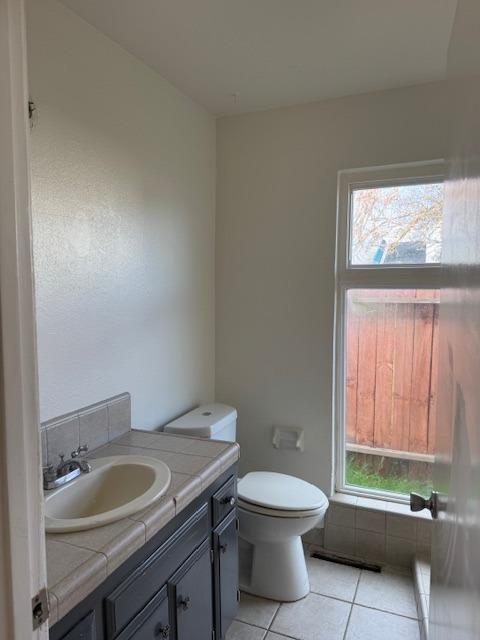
[330,492,432,521]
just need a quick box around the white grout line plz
[352,602,420,621]
[342,568,362,640]
[236,560,419,639]
[267,599,283,634]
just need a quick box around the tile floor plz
[227,551,420,640]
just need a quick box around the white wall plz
[216,82,451,493]
[27,0,216,427]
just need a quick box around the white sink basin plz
[45,455,171,533]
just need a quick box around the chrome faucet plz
[43,444,92,490]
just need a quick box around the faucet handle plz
[43,464,56,482]
[71,444,88,458]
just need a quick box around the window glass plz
[345,288,438,496]
[350,182,444,265]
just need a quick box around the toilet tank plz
[164,404,237,442]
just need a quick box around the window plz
[335,161,444,500]
[350,182,443,265]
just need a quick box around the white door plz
[0,0,48,638]
[428,3,480,638]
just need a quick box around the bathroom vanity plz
[46,432,239,640]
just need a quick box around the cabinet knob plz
[178,595,191,611]
[220,543,228,554]
[222,496,236,506]
[155,623,170,638]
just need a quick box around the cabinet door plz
[105,504,209,638]
[59,611,96,640]
[116,587,170,640]
[214,512,239,639]
[168,541,213,640]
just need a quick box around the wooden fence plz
[346,289,439,459]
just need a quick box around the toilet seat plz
[238,497,325,518]
[238,471,328,514]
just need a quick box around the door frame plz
[0,0,48,638]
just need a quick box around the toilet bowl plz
[164,404,329,602]
[237,471,328,601]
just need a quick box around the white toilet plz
[165,404,329,602]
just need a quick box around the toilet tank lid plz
[164,404,237,438]
[238,471,328,511]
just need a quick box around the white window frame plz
[334,160,445,502]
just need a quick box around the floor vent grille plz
[310,550,381,573]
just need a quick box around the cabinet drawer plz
[105,503,209,638]
[116,587,170,640]
[212,476,237,527]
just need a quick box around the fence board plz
[374,303,395,449]
[354,303,377,446]
[427,304,439,454]
[346,308,359,442]
[409,302,435,454]
[391,300,415,451]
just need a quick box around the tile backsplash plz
[304,493,432,569]
[41,393,131,466]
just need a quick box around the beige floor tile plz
[265,634,293,639]
[236,592,280,628]
[271,593,351,640]
[345,605,420,640]
[226,620,267,639]
[355,570,418,618]
[306,556,360,602]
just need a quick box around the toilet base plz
[239,535,309,602]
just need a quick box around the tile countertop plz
[45,430,240,626]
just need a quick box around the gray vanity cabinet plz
[116,587,169,640]
[49,467,238,640]
[169,541,213,640]
[214,511,239,640]
[60,612,96,640]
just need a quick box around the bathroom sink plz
[44,455,171,533]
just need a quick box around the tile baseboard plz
[413,554,430,640]
[303,494,432,571]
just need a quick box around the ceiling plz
[60,0,458,116]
